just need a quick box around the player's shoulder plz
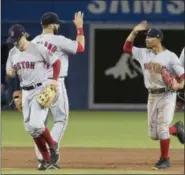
[181,47,185,52]
[133,46,148,53]
[49,34,67,41]
[8,46,17,56]
[32,35,40,42]
[165,49,178,58]
[164,49,179,63]
[29,42,47,53]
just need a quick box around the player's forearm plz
[177,80,184,90]
[76,27,85,52]
[126,30,138,42]
[52,59,61,80]
[123,30,138,54]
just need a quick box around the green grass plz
[1,168,165,174]
[1,111,184,148]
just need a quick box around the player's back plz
[32,34,78,78]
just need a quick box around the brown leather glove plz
[13,90,22,112]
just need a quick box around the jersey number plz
[44,41,57,53]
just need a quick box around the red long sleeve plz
[77,42,84,53]
[123,41,133,54]
[52,59,61,80]
[176,73,185,81]
[179,73,185,80]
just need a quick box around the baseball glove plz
[36,84,57,108]
[161,67,179,91]
[12,90,22,112]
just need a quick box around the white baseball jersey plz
[32,34,78,78]
[6,42,58,87]
[132,47,184,89]
[179,47,184,67]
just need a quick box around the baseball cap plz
[41,12,62,25]
[7,24,26,44]
[146,28,164,40]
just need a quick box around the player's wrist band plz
[77,28,84,35]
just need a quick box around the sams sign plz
[87,0,184,22]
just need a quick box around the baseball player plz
[176,47,185,109]
[6,24,61,170]
[179,47,184,67]
[31,11,85,167]
[123,21,185,169]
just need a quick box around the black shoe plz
[174,121,185,144]
[49,142,60,164]
[152,158,170,170]
[37,160,54,170]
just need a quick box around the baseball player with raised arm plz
[6,24,61,170]
[32,11,85,167]
[123,21,185,170]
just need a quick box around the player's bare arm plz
[123,21,148,54]
[73,11,85,52]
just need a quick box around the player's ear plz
[25,33,29,38]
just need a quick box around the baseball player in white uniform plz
[31,11,85,167]
[123,21,185,169]
[176,47,185,109]
[6,24,61,170]
[179,47,184,67]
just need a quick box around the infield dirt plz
[2,147,184,174]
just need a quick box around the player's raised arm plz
[73,11,85,52]
[57,11,85,54]
[123,21,148,58]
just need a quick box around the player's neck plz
[152,44,164,55]
[42,29,54,35]
[19,40,29,51]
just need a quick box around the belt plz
[148,88,167,94]
[48,76,66,79]
[21,83,42,91]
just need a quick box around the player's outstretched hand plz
[73,11,84,28]
[133,21,148,32]
[50,79,58,90]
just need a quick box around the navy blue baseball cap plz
[41,12,62,25]
[7,24,26,44]
[146,28,164,40]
